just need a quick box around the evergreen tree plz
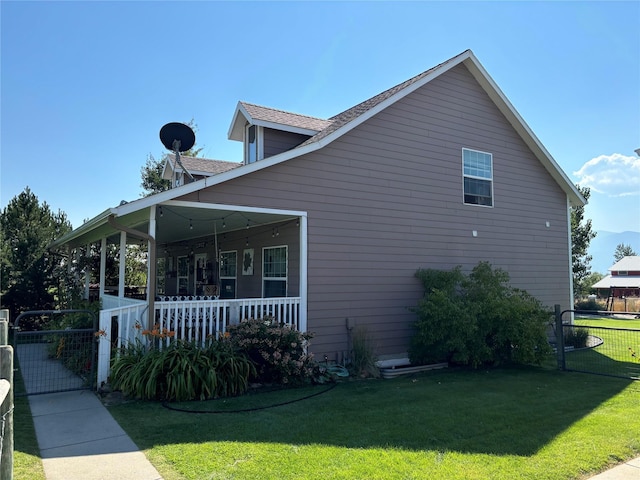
[0,187,72,321]
[613,243,637,262]
[571,185,597,297]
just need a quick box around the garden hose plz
[162,382,338,414]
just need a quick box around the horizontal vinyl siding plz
[263,129,310,159]
[178,63,571,358]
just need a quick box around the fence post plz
[0,321,7,349]
[555,304,565,371]
[0,345,14,480]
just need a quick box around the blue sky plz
[1,1,639,236]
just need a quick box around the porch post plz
[99,237,107,298]
[118,231,126,298]
[299,215,308,333]
[147,207,157,329]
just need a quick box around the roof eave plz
[48,208,115,249]
[228,102,248,141]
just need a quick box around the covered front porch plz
[51,197,308,387]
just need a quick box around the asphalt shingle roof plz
[239,102,333,132]
[169,155,241,175]
[298,50,469,147]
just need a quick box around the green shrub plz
[409,262,553,367]
[574,298,606,311]
[110,338,255,401]
[227,318,318,385]
[564,327,589,348]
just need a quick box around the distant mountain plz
[588,231,640,274]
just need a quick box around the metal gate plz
[14,310,97,396]
[555,307,640,380]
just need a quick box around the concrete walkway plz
[29,390,163,480]
[586,456,640,479]
[16,339,162,479]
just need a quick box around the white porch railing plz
[96,297,302,388]
[101,294,147,310]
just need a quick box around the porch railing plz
[97,296,301,388]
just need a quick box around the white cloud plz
[573,153,640,197]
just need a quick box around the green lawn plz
[13,370,46,480]
[567,317,640,379]
[108,365,640,480]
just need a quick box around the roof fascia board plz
[251,118,320,137]
[228,102,248,141]
[228,102,321,140]
[164,200,307,217]
[114,178,208,218]
[461,53,585,207]
[161,156,175,180]
[49,208,115,249]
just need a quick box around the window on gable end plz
[463,148,493,207]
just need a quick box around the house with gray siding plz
[51,50,584,381]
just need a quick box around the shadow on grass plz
[565,324,640,379]
[108,365,634,457]
[566,348,640,379]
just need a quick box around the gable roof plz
[162,155,241,180]
[300,52,463,148]
[609,256,640,272]
[227,50,585,207]
[51,49,586,249]
[228,102,332,141]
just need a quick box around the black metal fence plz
[14,310,97,396]
[555,306,640,380]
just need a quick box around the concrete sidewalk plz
[29,390,162,480]
[586,456,640,479]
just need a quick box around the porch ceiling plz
[154,205,296,246]
[51,203,298,250]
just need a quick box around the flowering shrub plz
[227,318,318,384]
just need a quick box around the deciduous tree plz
[571,184,597,297]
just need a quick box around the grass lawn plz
[13,370,46,480]
[567,317,640,379]
[108,365,640,480]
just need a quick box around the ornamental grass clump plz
[227,317,317,384]
[110,327,254,402]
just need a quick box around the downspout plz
[107,214,156,329]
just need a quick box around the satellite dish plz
[160,122,196,183]
[160,122,195,152]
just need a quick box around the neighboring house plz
[592,256,640,299]
[51,50,584,383]
[162,155,241,188]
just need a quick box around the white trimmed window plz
[263,246,287,298]
[463,148,493,207]
[219,251,237,299]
